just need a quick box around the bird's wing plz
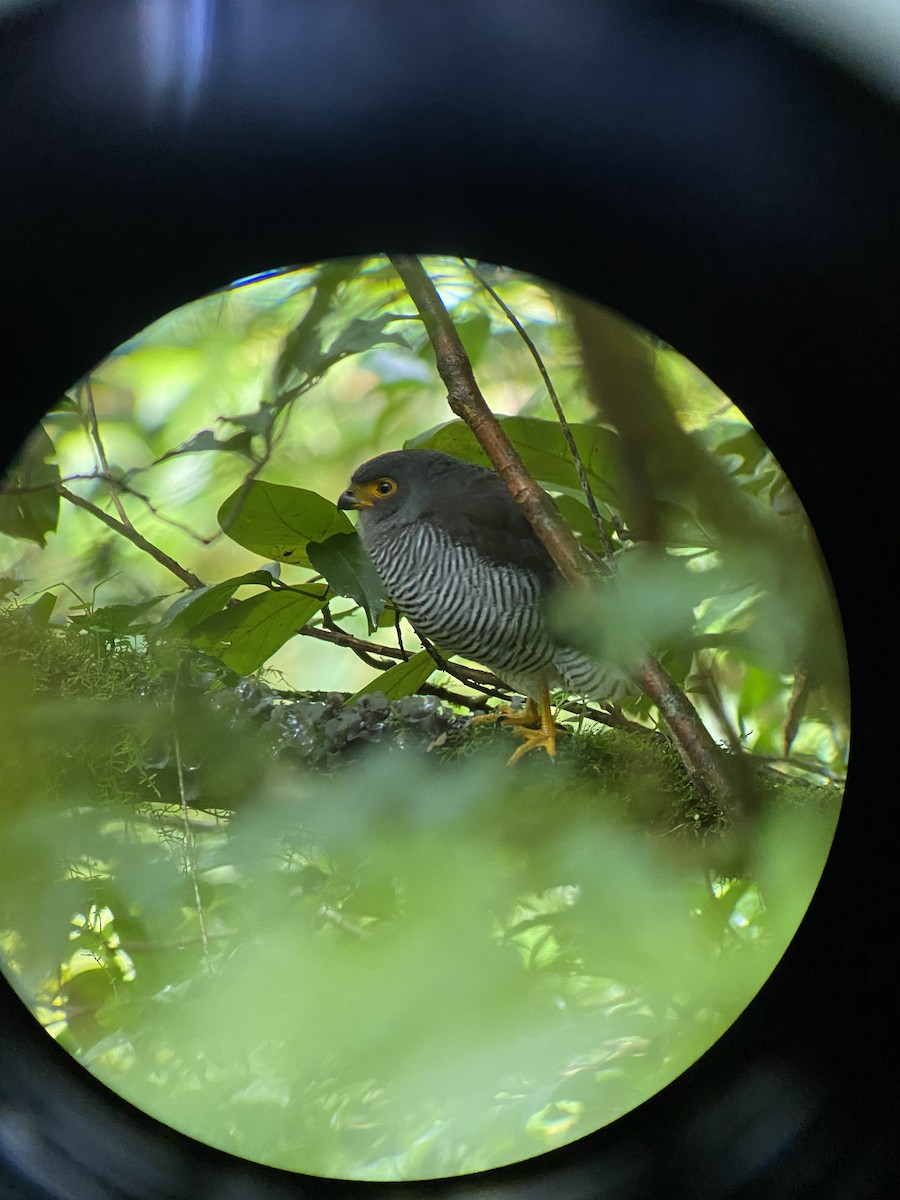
[423,468,560,591]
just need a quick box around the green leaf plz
[351,650,436,702]
[655,501,714,548]
[455,312,492,366]
[218,482,353,567]
[277,310,412,400]
[376,604,400,629]
[551,493,610,557]
[155,570,282,638]
[0,460,61,547]
[0,577,23,599]
[220,409,275,437]
[306,532,386,632]
[21,423,56,460]
[713,427,770,476]
[324,315,411,362]
[24,592,57,625]
[273,260,363,393]
[68,596,168,635]
[407,417,622,506]
[188,587,326,674]
[156,429,256,461]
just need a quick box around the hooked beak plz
[337,483,371,510]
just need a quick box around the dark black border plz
[2,2,896,1197]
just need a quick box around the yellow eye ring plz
[372,477,397,498]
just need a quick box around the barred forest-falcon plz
[337,449,627,762]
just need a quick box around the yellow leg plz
[506,684,560,764]
[472,688,562,763]
[472,697,539,728]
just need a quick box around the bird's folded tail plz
[553,646,632,703]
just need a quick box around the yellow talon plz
[472,697,537,727]
[473,687,563,764]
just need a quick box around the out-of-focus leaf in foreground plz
[0,651,840,1180]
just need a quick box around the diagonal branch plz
[389,253,592,589]
[389,254,743,816]
[55,484,205,590]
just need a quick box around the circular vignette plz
[1,1,897,1198]
[0,253,847,1182]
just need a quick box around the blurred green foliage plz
[0,611,838,1178]
[0,255,847,1179]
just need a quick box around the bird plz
[337,448,626,762]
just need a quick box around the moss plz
[1,605,171,813]
[1,604,839,838]
[0,605,168,702]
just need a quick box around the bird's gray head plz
[337,449,488,537]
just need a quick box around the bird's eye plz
[373,478,397,497]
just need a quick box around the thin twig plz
[4,469,225,546]
[4,472,122,495]
[298,623,412,661]
[413,629,502,696]
[297,622,504,696]
[462,258,614,561]
[112,479,225,544]
[119,934,232,953]
[394,609,405,655]
[320,603,397,670]
[82,379,132,530]
[55,484,205,590]
[172,657,212,975]
[694,652,743,752]
[295,621,646,728]
[752,751,844,784]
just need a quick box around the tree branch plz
[295,620,635,729]
[389,253,592,588]
[389,254,744,817]
[55,484,205,590]
[568,296,756,821]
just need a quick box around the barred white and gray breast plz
[361,518,623,702]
